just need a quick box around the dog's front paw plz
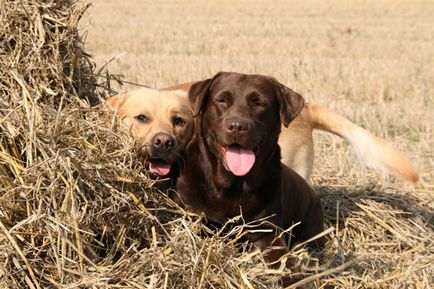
[279,258,307,288]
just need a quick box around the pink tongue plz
[149,161,171,176]
[224,146,256,176]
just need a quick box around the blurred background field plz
[86,0,433,187]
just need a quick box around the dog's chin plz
[218,143,257,177]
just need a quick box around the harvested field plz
[0,0,433,288]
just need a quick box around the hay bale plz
[0,1,281,288]
[0,0,150,287]
[0,0,98,106]
[0,0,432,288]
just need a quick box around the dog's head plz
[107,87,194,176]
[189,72,304,176]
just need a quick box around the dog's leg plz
[280,140,314,184]
[256,233,306,288]
[294,198,326,251]
[279,113,315,182]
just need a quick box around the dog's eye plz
[173,116,185,127]
[216,97,229,108]
[249,93,266,111]
[136,115,149,123]
[252,100,267,112]
[215,92,231,107]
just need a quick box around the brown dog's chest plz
[176,159,282,225]
[177,176,268,224]
[175,136,283,224]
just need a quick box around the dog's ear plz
[188,72,224,116]
[106,93,128,110]
[275,81,305,127]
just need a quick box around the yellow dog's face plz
[107,87,193,176]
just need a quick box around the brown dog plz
[106,87,193,178]
[175,72,325,285]
[165,83,419,183]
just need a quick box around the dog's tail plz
[305,103,419,183]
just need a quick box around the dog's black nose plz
[226,119,248,133]
[152,132,174,150]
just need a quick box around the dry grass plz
[0,0,433,288]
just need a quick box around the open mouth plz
[147,159,172,176]
[221,144,256,176]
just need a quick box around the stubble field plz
[84,0,433,287]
